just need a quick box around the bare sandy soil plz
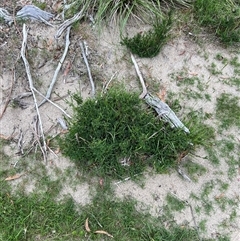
[0,1,240,240]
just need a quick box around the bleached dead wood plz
[0,8,13,23]
[102,71,118,95]
[131,53,190,133]
[55,8,85,39]
[38,26,71,107]
[21,23,47,162]
[33,87,72,118]
[0,5,54,26]
[80,41,95,97]
[177,166,192,182]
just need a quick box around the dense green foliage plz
[59,88,193,178]
[121,15,172,57]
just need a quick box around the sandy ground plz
[0,1,240,240]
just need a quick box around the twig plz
[102,71,118,95]
[188,202,202,241]
[17,128,24,155]
[169,192,202,241]
[80,40,95,97]
[130,53,147,99]
[39,26,71,107]
[177,165,192,182]
[21,24,47,162]
[57,117,68,130]
[33,87,72,118]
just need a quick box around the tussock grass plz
[67,0,163,32]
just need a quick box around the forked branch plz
[21,24,47,161]
[131,53,189,133]
[80,40,95,97]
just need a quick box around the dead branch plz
[21,23,47,162]
[55,9,85,39]
[130,53,189,133]
[102,71,118,95]
[130,53,148,99]
[0,5,54,26]
[33,87,72,119]
[39,26,71,107]
[17,128,24,155]
[80,40,95,97]
[169,192,202,241]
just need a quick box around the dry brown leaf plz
[0,134,14,140]
[5,173,25,181]
[215,193,225,200]
[95,230,113,238]
[99,178,104,187]
[157,87,167,102]
[188,72,198,76]
[85,218,91,232]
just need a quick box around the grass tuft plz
[66,0,163,33]
[121,14,172,57]
[59,87,197,178]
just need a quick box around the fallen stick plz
[102,71,118,95]
[55,8,85,39]
[169,192,202,241]
[33,87,72,118]
[21,23,47,162]
[131,53,189,133]
[80,40,95,97]
[17,128,24,155]
[0,5,54,25]
[38,26,71,107]
[130,54,148,99]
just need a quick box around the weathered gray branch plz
[0,5,54,25]
[131,53,148,99]
[33,87,72,119]
[80,41,95,97]
[55,8,85,39]
[21,23,47,161]
[131,54,189,133]
[39,26,71,107]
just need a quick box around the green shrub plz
[59,88,193,178]
[121,14,172,57]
